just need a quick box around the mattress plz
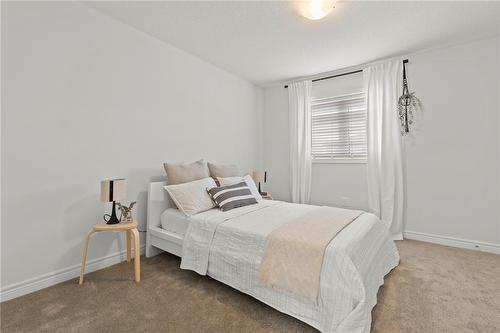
[160,208,190,236]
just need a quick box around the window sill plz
[312,159,367,164]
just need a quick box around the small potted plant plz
[117,201,136,222]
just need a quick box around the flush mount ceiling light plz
[299,0,335,20]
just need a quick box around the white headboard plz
[147,181,170,229]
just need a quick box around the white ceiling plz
[86,1,500,86]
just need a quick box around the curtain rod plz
[284,59,408,88]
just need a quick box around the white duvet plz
[181,200,399,333]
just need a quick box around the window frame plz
[312,158,367,165]
[310,92,367,164]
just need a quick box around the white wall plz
[404,37,499,246]
[1,2,261,294]
[263,37,500,247]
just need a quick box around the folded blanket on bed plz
[259,206,362,303]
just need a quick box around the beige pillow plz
[208,162,239,178]
[163,159,210,207]
[164,177,217,216]
[163,159,210,185]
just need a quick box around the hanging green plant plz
[398,61,422,135]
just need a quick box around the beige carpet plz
[2,240,499,333]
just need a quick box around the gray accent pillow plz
[207,181,257,212]
[207,162,239,178]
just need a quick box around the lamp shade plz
[252,170,267,184]
[100,179,126,202]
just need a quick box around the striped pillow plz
[207,181,258,212]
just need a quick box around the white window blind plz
[311,92,367,161]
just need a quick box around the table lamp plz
[100,179,126,224]
[252,170,267,195]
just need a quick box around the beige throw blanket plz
[259,206,362,303]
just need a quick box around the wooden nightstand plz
[261,193,273,200]
[79,219,140,284]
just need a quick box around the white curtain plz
[364,60,405,239]
[289,80,312,204]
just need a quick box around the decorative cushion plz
[163,159,210,207]
[207,162,239,178]
[163,159,210,185]
[207,181,258,212]
[164,177,217,216]
[217,175,263,201]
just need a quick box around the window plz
[311,92,367,162]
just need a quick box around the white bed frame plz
[145,181,184,258]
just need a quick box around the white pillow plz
[217,174,262,201]
[164,177,217,216]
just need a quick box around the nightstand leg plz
[79,229,95,284]
[131,228,140,282]
[126,230,131,262]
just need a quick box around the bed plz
[146,181,399,333]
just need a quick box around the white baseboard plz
[3,231,497,302]
[403,231,500,255]
[0,245,145,303]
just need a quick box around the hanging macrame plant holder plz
[398,61,422,135]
